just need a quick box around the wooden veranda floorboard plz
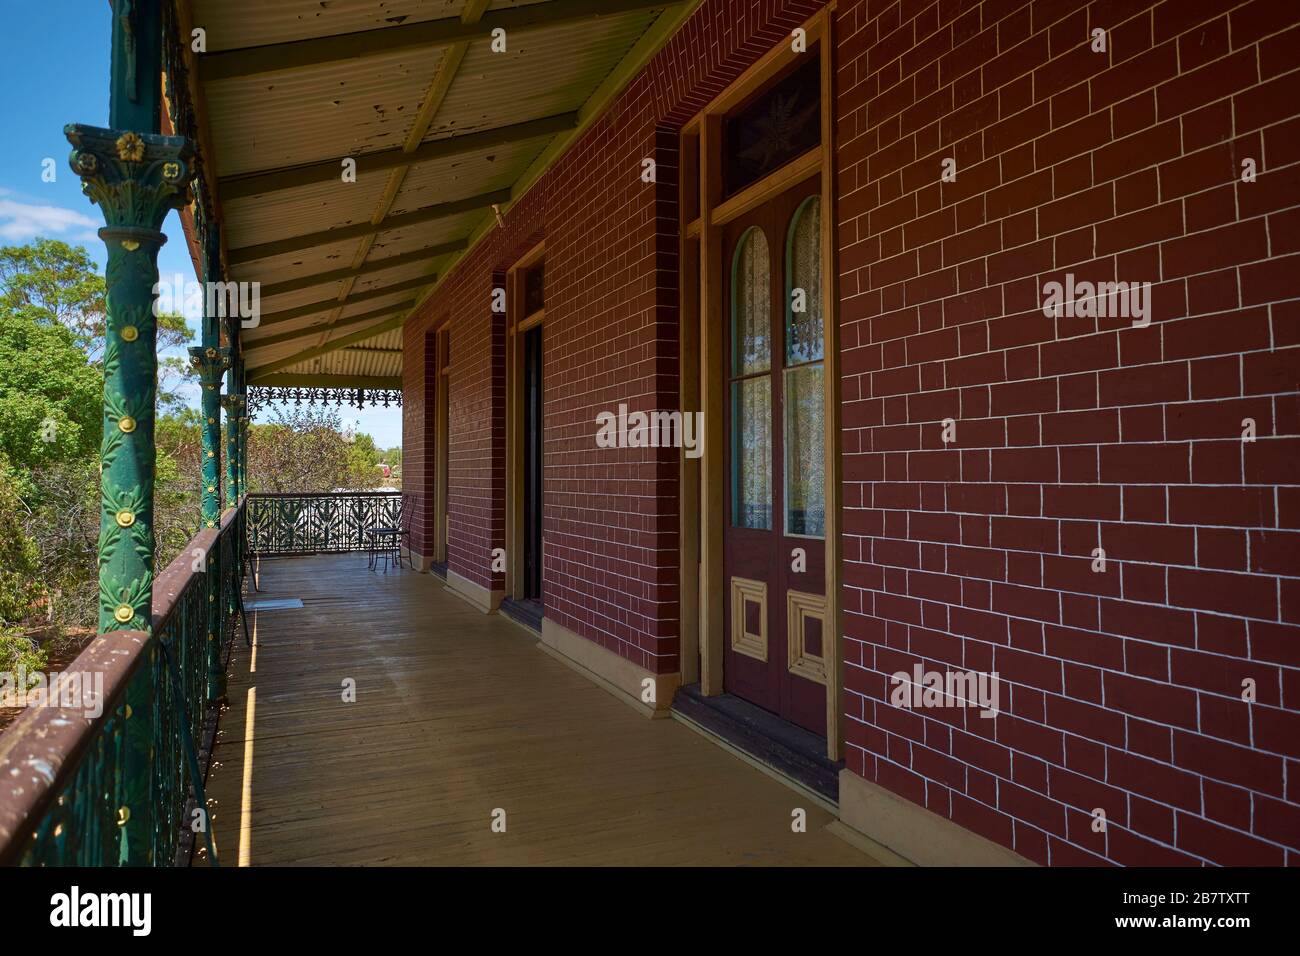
[202,553,879,866]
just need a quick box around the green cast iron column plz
[223,392,243,508]
[189,344,228,699]
[235,361,247,570]
[67,128,193,633]
[194,238,228,701]
[189,347,228,529]
[68,0,193,866]
[238,402,249,496]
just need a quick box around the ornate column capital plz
[65,124,194,239]
[188,345,231,388]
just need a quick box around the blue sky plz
[0,1,402,448]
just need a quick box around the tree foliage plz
[0,456,41,623]
[0,239,394,640]
[246,406,383,494]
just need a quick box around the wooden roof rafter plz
[257,274,441,328]
[219,112,579,201]
[245,0,495,379]
[259,242,464,299]
[198,0,675,80]
[186,0,702,382]
[227,188,509,265]
[243,304,413,355]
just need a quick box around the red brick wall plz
[404,1,825,672]
[835,0,1300,865]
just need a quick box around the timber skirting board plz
[539,618,680,719]
[445,568,504,614]
[835,769,1036,867]
[404,547,433,573]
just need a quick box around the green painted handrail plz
[0,504,246,866]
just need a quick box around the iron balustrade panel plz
[0,506,244,866]
[246,493,403,555]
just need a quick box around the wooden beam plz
[260,246,452,298]
[258,274,438,327]
[249,315,408,380]
[408,2,698,328]
[199,0,674,81]
[261,2,491,386]
[243,304,411,353]
[250,374,402,390]
[228,196,495,265]
[219,114,577,201]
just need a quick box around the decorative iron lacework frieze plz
[245,386,403,413]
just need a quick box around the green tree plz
[155,408,203,560]
[247,406,382,493]
[0,239,105,354]
[0,307,101,475]
[0,239,199,634]
[0,456,41,624]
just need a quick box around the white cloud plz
[0,193,100,243]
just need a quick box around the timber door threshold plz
[671,683,842,810]
[500,597,543,634]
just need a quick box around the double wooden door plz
[721,174,828,736]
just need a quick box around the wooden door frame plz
[435,323,450,564]
[505,240,546,601]
[679,4,843,760]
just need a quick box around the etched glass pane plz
[786,196,823,366]
[784,363,825,537]
[732,377,772,530]
[731,227,771,376]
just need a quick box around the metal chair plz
[393,496,413,567]
[366,498,406,572]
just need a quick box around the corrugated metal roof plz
[223,178,390,253]
[425,14,657,138]
[193,0,547,51]
[205,49,449,178]
[387,133,551,214]
[189,0,673,380]
[275,326,406,379]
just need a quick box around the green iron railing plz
[0,502,246,866]
[246,492,403,555]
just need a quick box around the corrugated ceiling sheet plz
[222,176,389,248]
[192,0,547,51]
[205,48,448,177]
[198,1,668,379]
[426,13,657,138]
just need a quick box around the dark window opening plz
[522,324,544,601]
[722,51,820,198]
[523,260,545,318]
